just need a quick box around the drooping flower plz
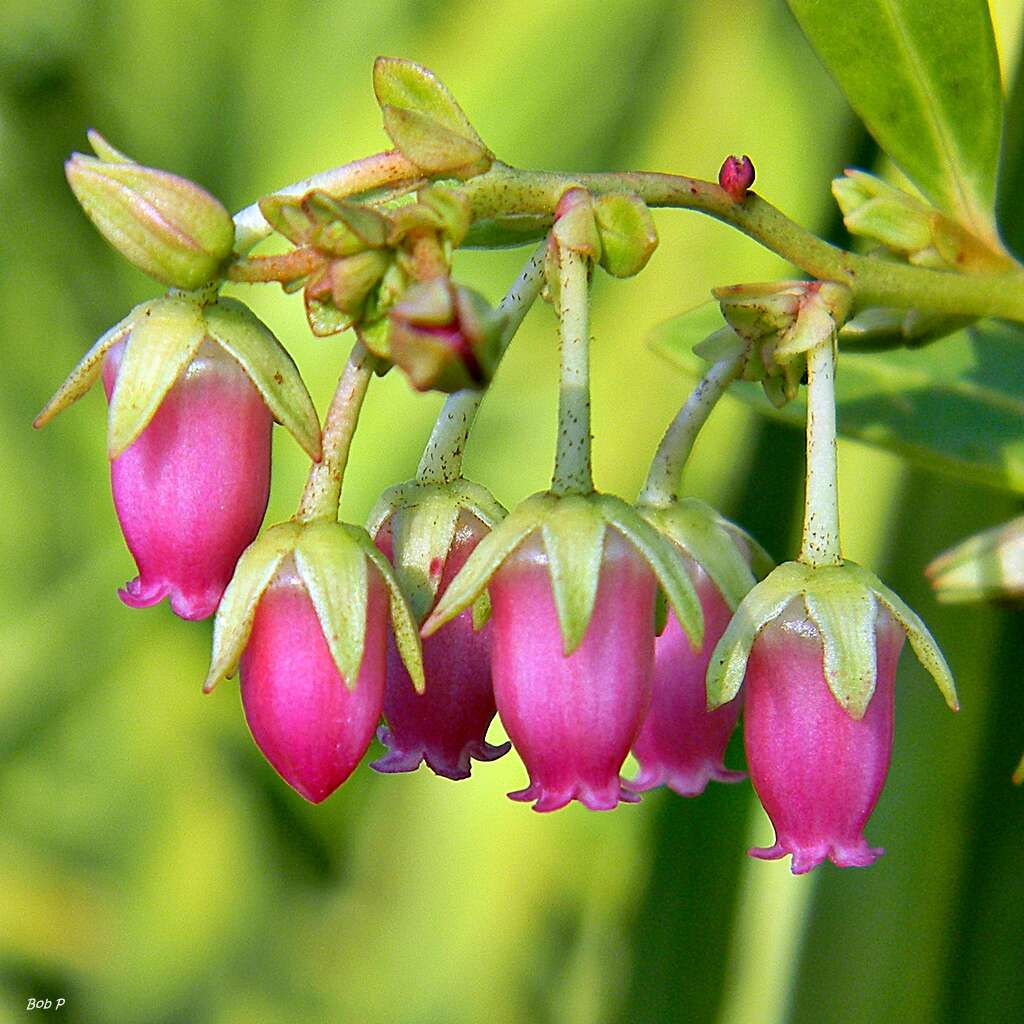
[204,519,424,803]
[707,559,958,873]
[422,491,703,812]
[372,501,509,780]
[34,295,322,620]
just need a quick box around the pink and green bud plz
[204,520,424,802]
[34,296,322,620]
[718,155,755,202]
[65,134,235,289]
[422,491,703,811]
[240,560,389,803]
[744,600,903,872]
[389,278,503,392]
[372,509,509,779]
[708,559,958,873]
[489,529,656,811]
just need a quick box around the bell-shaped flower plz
[34,294,322,619]
[204,520,423,802]
[708,560,958,872]
[629,499,772,796]
[423,491,704,812]
[368,479,510,779]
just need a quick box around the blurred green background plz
[2,2,1023,1022]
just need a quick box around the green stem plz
[231,150,422,255]
[799,336,842,567]
[296,341,374,522]
[460,164,1024,322]
[638,348,747,508]
[551,246,593,495]
[417,241,547,484]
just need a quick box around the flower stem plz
[231,150,422,255]
[459,164,1024,323]
[638,348,747,508]
[297,341,374,523]
[799,336,842,567]
[551,246,593,496]
[417,241,547,484]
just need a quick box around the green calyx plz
[367,477,507,624]
[204,519,424,695]
[925,515,1024,604]
[422,490,704,657]
[707,559,958,720]
[638,497,773,611]
[33,294,322,461]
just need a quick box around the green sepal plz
[706,560,807,709]
[203,297,322,460]
[448,478,508,530]
[541,496,607,655]
[389,492,461,623]
[803,567,880,718]
[925,515,1024,604]
[639,498,763,610]
[373,57,491,179]
[593,192,658,278]
[596,493,704,653]
[354,527,425,692]
[107,296,206,458]
[293,521,369,689]
[203,522,303,692]
[854,564,959,712]
[471,591,492,632]
[421,497,546,636]
[33,301,150,429]
[87,129,132,164]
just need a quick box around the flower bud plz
[389,278,503,392]
[102,338,271,620]
[372,510,509,779]
[744,599,904,873]
[65,145,235,289]
[718,155,755,202]
[240,559,388,803]
[489,529,656,811]
[926,516,1024,603]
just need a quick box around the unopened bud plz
[65,144,235,289]
[719,155,755,202]
[926,516,1024,604]
[389,279,504,392]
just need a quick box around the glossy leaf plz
[787,0,1003,241]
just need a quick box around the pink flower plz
[102,339,271,619]
[629,561,744,796]
[239,560,388,803]
[744,600,904,873]
[489,529,656,812]
[372,511,509,780]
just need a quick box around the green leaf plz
[541,497,607,655]
[706,561,808,709]
[106,297,206,458]
[293,522,369,689]
[356,528,425,693]
[803,570,879,719]
[204,297,322,460]
[787,0,1003,241]
[373,57,491,177]
[654,309,1024,494]
[33,302,149,429]
[203,523,302,692]
[598,494,704,652]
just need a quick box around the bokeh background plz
[2,2,1023,1022]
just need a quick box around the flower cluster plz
[36,58,969,876]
